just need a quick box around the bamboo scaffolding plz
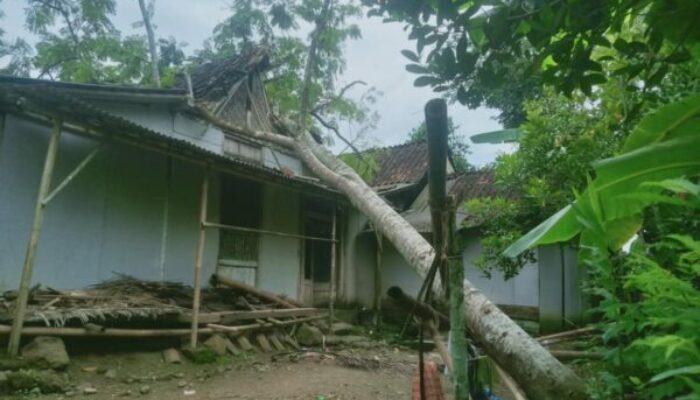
[207,315,325,334]
[181,307,322,324]
[7,120,62,357]
[190,167,209,348]
[203,222,339,243]
[328,208,337,327]
[0,325,213,337]
[42,144,102,205]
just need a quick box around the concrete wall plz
[0,113,219,291]
[256,183,301,299]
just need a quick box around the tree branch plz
[311,111,365,161]
[298,0,333,128]
[312,80,367,113]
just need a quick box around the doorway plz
[300,201,334,306]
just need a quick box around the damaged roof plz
[400,169,503,232]
[370,141,430,188]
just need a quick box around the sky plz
[1,0,514,166]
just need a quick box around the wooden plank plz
[236,335,254,352]
[225,338,241,356]
[0,325,213,337]
[180,308,322,324]
[255,333,273,352]
[268,333,286,351]
[283,334,300,350]
[213,273,302,308]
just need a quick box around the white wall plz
[463,237,539,307]
[357,232,539,308]
[0,113,220,291]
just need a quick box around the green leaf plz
[594,135,700,218]
[470,128,522,143]
[649,365,700,383]
[622,93,700,153]
[405,63,430,74]
[503,205,580,257]
[401,49,420,62]
[413,75,438,87]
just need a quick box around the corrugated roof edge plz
[0,84,335,196]
[0,75,188,98]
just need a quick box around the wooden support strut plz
[190,166,209,348]
[328,208,337,327]
[42,143,102,205]
[7,120,62,357]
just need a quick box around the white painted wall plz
[355,232,540,308]
[0,113,220,291]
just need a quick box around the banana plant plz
[504,93,700,257]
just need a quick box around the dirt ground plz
[6,343,457,400]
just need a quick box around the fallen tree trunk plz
[212,273,302,309]
[279,120,587,399]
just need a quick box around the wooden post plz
[190,166,209,348]
[425,99,469,399]
[7,119,62,356]
[328,208,337,327]
[373,231,383,330]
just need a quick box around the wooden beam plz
[190,167,209,348]
[328,208,337,327]
[7,120,62,357]
[203,221,339,243]
[207,315,325,334]
[180,308,323,324]
[42,143,102,205]
[0,325,213,337]
[213,273,302,309]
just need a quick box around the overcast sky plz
[1,0,513,166]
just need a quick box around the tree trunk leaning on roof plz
[281,125,586,400]
[254,0,586,397]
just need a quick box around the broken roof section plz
[0,48,334,195]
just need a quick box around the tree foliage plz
[364,0,700,125]
[197,0,373,136]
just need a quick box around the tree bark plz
[138,0,161,87]
[283,128,586,399]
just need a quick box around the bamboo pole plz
[190,166,209,348]
[493,362,527,400]
[328,208,337,327]
[374,231,383,330]
[1,325,213,337]
[207,315,325,334]
[202,221,338,243]
[7,119,62,357]
[42,144,101,205]
[213,273,302,308]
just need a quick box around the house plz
[0,49,351,308]
[0,49,581,334]
[346,142,586,333]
